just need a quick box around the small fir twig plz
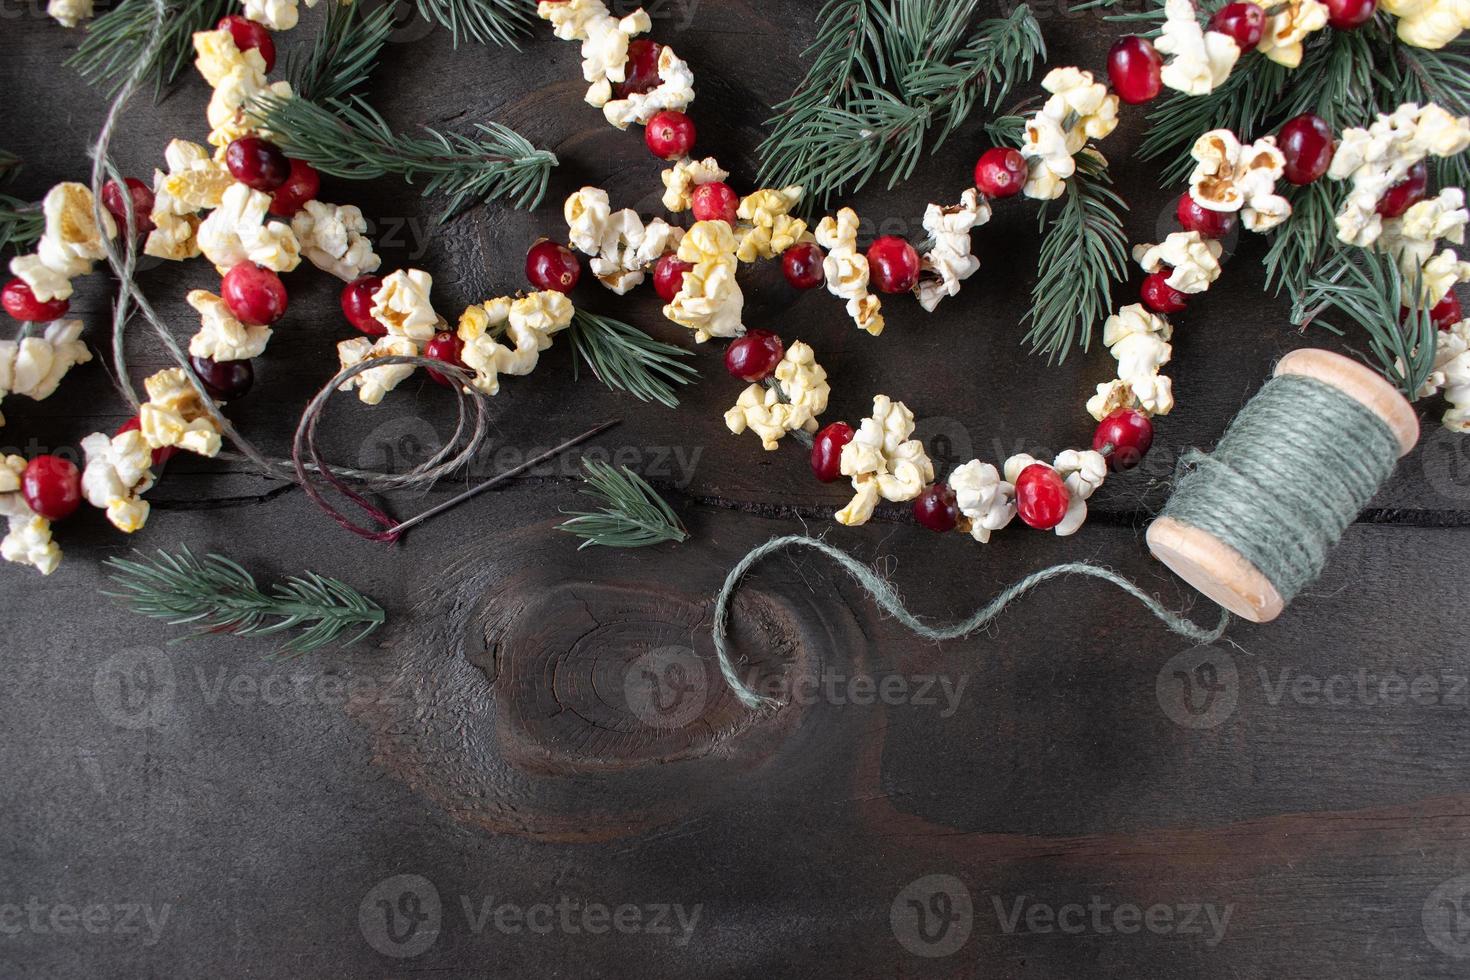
[412,0,533,48]
[1295,250,1438,398]
[104,549,386,656]
[70,0,233,96]
[1394,37,1470,190]
[558,461,689,550]
[0,195,44,255]
[287,0,399,104]
[566,310,699,408]
[0,150,20,183]
[1261,178,1344,299]
[254,94,557,219]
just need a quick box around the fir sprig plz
[1023,152,1131,360]
[757,1,1044,209]
[412,0,533,48]
[286,0,398,104]
[104,549,386,656]
[70,0,232,96]
[558,461,689,550]
[0,195,44,255]
[1295,250,1438,397]
[1395,38,1470,189]
[566,310,699,408]
[0,151,20,183]
[254,94,557,219]
[1261,178,1344,298]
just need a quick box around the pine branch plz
[0,195,44,256]
[756,2,1043,210]
[1295,250,1438,398]
[412,0,533,47]
[1262,178,1344,300]
[287,0,398,104]
[254,94,557,220]
[104,548,386,656]
[1022,152,1130,360]
[566,310,699,409]
[0,150,20,184]
[557,461,689,550]
[70,0,232,96]
[1393,37,1470,190]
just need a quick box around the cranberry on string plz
[811,422,854,483]
[913,483,959,532]
[1208,2,1266,48]
[782,242,825,290]
[1107,36,1163,105]
[191,354,255,401]
[1092,409,1155,472]
[116,417,176,466]
[724,329,784,382]
[1430,293,1464,330]
[423,332,465,387]
[867,236,920,294]
[1141,270,1189,313]
[341,275,386,335]
[1,279,68,322]
[1176,193,1237,239]
[218,15,275,72]
[653,253,691,302]
[617,39,662,97]
[691,182,739,224]
[1278,113,1336,185]
[1014,464,1070,530]
[645,110,696,160]
[101,177,155,235]
[525,240,581,293]
[269,159,320,216]
[222,263,288,326]
[225,136,291,191]
[20,456,82,521]
[973,147,1027,198]
[1376,160,1428,218]
[1326,0,1377,29]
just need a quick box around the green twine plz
[1160,374,1400,606]
[712,536,1230,711]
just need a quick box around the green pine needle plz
[757,1,1043,210]
[1261,178,1344,299]
[1022,152,1130,361]
[1394,38,1470,190]
[412,0,532,48]
[558,461,689,550]
[70,0,233,96]
[104,548,386,657]
[254,93,557,220]
[0,194,44,256]
[287,0,398,104]
[1295,250,1438,398]
[0,150,20,183]
[566,310,699,409]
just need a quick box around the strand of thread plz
[1159,374,1399,605]
[712,535,1230,711]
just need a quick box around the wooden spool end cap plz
[1275,348,1420,457]
[1146,517,1285,623]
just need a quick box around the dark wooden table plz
[4,2,1470,976]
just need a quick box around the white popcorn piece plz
[815,208,884,336]
[916,189,990,312]
[563,188,683,293]
[1248,0,1329,67]
[1052,449,1107,536]
[723,341,830,450]
[835,395,934,527]
[0,320,93,414]
[1133,231,1224,294]
[1419,249,1470,306]
[81,430,155,533]
[537,0,608,39]
[242,0,298,31]
[1187,129,1292,232]
[186,290,272,362]
[46,0,93,28]
[139,368,223,457]
[9,183,118,302]
[1021,68,1119,200]
[9,255,75,305]
[735,187,807,263]
[456,291,575,396]
[1380,189,1469,278]
[1420,318,1470,429]
[193,28,267,88]
[370,268,440,343]
[603,44,695,130]
[0,456,61,575]
[291,201,381,282]
[1089,304,1176,420]
[337,336,419,406]
[949,459,1015,543]
[1381,0,1470,47]
[196,183,301,274]
[660,157,729,213]
[1156,0,1240,95]
[664,220,745,342]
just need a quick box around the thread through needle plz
[390,419,622,536]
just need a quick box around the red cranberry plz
[116,416,176,466]
[867,236,920,294]
[724,329,784,382]
[1326,0,1376,28]
[973,147,1028,198]
[1376,161,1428,218]
[191,354,254,401]
[1176,193,1237,239]
[525,240,581,293]
[20,455,81,521]
[616,39,663,98]
[691,182,739,224]
[1107,36,1163,105]
[341,275,386,335]
[1208,2,1266,49]
[1092,408,1155,472]
[645,110,696,160]
[811,422,854,483]
[1278,114,1336,185]
[1432,292,1464,330]
[653,253,692,302]
[218,15,275,72]
[101,177,155,235]
[268,159,320,216]
[913,483,959,532]
[1141,270,1189,313]
[1014,463,1070,530]
[1,279,69,322]
[423,331,465,387]
[221,263,288,326]
[782,242,825,290]
[225,137,290,192]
